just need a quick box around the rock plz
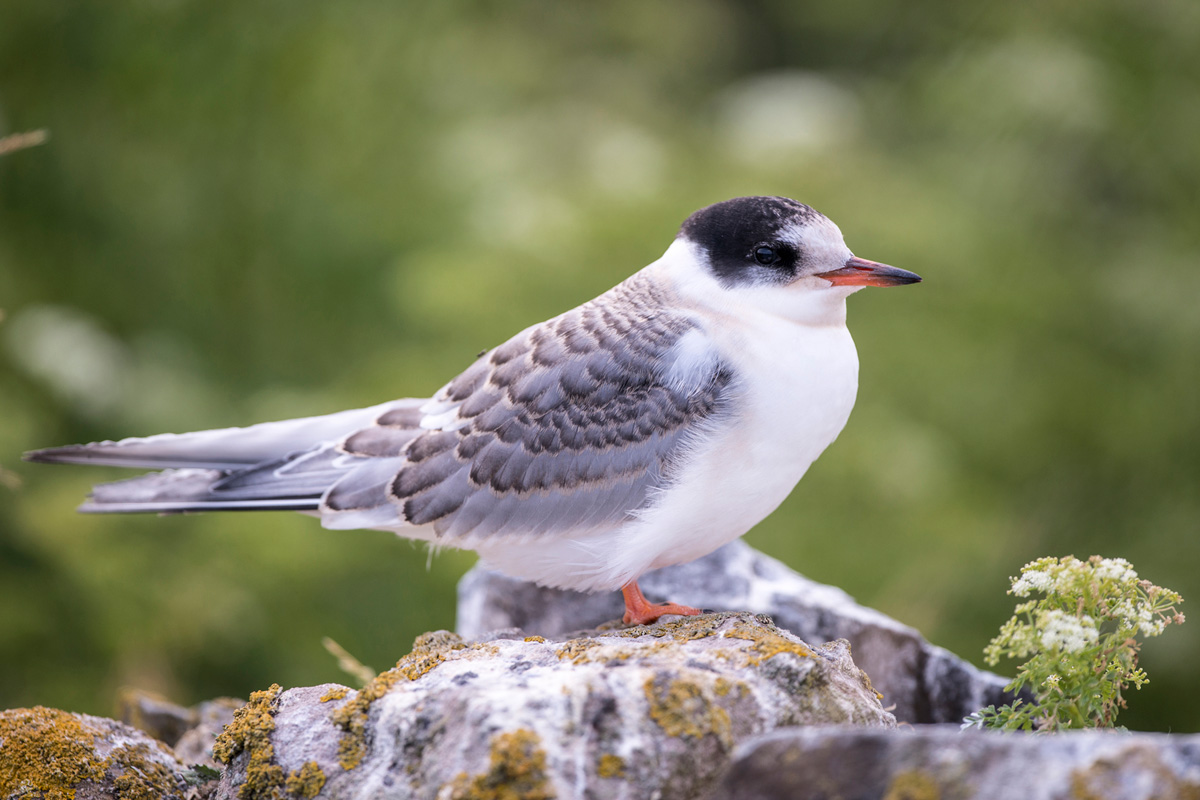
[174,698,244,770]
[0,705,197,800]
[215,613,894,800]
[117,689,197,747]
[116,689,243,770]
[708,725,1200,800]
[457,540,1016,724]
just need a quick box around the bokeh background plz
[2,1,1198,731]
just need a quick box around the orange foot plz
[621,580,702,625]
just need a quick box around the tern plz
[27,196,921,625]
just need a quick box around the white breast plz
[605,309,859,583]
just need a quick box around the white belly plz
[619,319,859,576]
[475,315,860,592]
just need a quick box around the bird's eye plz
[754,245,779,265]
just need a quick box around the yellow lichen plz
[0,706,184,800]
[612,614,726,642]
[523,636,546,643]
[319,686,349,703]
[401,631,468,679]
[1069,750,1200,800]
[560,612,800,668]
[331,631,467,770]
[0,707,110,800]
[445,729,555,800]
[643,677,732,746]
[555,639,603,663]
[212,683,285,800]
[883,770,942,800]
[723,618,814,666]
[714,676,755,700]
[285,761,327,798]
[110,741,188,800]
[596,753,626,779]
[556,641,643,666]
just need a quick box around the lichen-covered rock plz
[709,725,1200,800]
[458,540,1016,724]
[216,613,894,800]
[0,706,192,800]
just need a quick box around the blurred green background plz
[2,1,1198,732]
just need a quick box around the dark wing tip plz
[75,498,322,514]
[23,445,88,465]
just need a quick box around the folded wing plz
[322,275,734,545]
[27,274,735,540]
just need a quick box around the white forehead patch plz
[782,214,852,274]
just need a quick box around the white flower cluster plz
[1114,599,1166,637]
[1038,609,1099,653]
[1093,557,1137,583]
[1011,568,1054,597]
[1011,556,1140,599]
[983,553,1182,731]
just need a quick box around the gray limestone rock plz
[708,725,1200,800]
[215,613,894,800]
[457,540,1016,724]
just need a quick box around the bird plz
[26,196,921,626]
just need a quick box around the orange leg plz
[620,580,701,625]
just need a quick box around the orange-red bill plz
[816,256,922,287]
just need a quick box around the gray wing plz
[27,274,734,531]
[323,274,735,544]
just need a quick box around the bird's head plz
[667,196,920,321]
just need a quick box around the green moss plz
[331,630,467,770]
[445,729,555,800]
[596,753,626,779]
[643,677,732,746]
[0,706,185,800]
[319,686,349,703]
[212,683,286,800]
[285,761,327,798]
[883,770,941,800]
